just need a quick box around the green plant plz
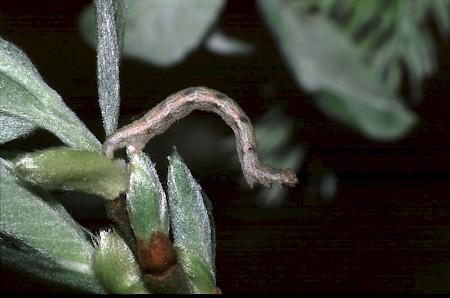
[0,0,220,293]
[1,0,449,293]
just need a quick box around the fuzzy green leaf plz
[94,0,128,136]
[127,150,169,242]
[0,112,36,144]
[0,244,105,293]
[93,230,149,294]
[257,0,418,141]
[14,147,128,200]
[0,158,104,293]
[167,150,216,293]
[175,247,216,294]
[80,0,225,67]
[0,37,101,150]
[1,156,92,233]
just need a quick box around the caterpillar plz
[103,87,298,188]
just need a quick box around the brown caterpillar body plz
[103,87,297,188]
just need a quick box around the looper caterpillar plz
[103,87,298,188]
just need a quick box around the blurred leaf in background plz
[205,28,256,57]
[257,0,450,141]
[292,0,450,101]
[80,0,226,67]
[258,0,419,141]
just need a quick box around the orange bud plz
[137,231,177,275]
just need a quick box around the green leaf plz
[257,1,418,141]
[252,107,295,155]
[0,158,104,293]
[14,147,128,200]
[167,150,216,294]
[0,244,105,293]
[293,0,450,101]
[0,155,16,176]
[80,0,225,67]
[93,230,149,294]
[94,0,128,136]
[126,150,169,242]
[205,29,256,56]
[316,91,416,141]
[175,247,216,294]
[200,190,215,275]
[0,37,101,150]
[1,156,92,233]
[0,112,36,144]
[430,0,450,38]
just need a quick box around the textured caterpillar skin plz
[103,87,298,188]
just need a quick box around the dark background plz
[1,0,449,293]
